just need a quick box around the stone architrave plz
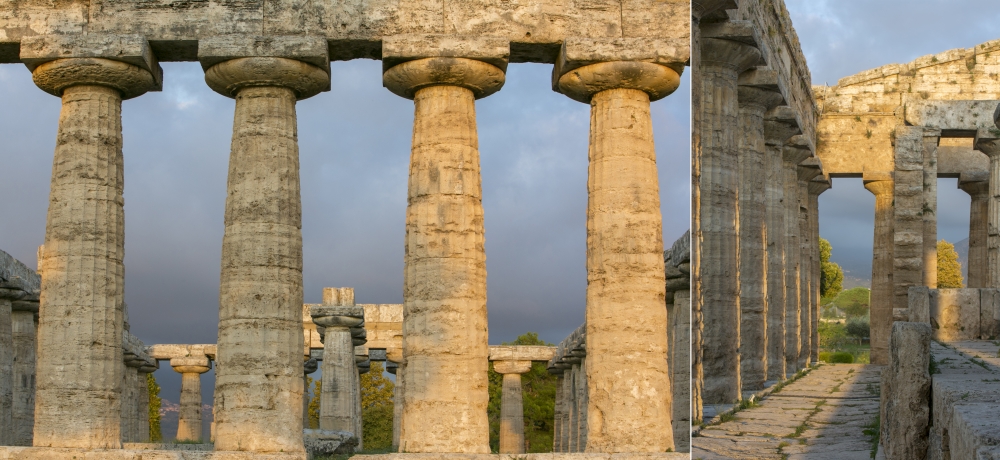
[200,36,329,453]
[866,177,895,365]
[21,34,160,449]
[959,178,989,288]
[736,68,784,392]
[11,306,37,446]
[699,22,761,404]
[763,106,800,381]
[554,38,683,452]
[493,360,532,454]
[381,35,508,454]
[783,138,811,375]
[171,356,211,442]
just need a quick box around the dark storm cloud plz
[0,59,690,412]
[786,0,997,280]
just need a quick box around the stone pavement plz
[692,364,881,459]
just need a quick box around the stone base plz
[354,455,689,459]
[0,447,306,460]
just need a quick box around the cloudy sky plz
[786,0,1000,284]
[0,47,690,424]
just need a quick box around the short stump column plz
[493,360,532,454]
[383,44,506,452]
[203,39,329,452]
[171,357,211,442]
[555,52,681,449]
[27,48,158,448]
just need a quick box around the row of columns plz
[549,325,587,453]
[693,10,827,410]
[0,287,38,447]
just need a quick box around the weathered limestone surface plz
[782,140,810,375]
[808,175,828,364]
[312,302,364,436]
[796,154,819,370]
[959,179,989,288]
[493,360,532,454]
[699,23,760,404]
[922,130,939,290]
[866,178,895,365]
[24,35,158,447]
[0,297,12,445]
[11,309,37,446]
[663,231,690,453]
[383,38,504,453]
[554,43,679,450]
[892,127,927,321]
[977,125,1000,290]
[737,69,784,392]
[880,322,931,460]
[171,357,211,442]
[0,249,40,447]
[206,37,329,453]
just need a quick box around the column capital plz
[864,177,895,196]
[21,34,162,99]
[493,360,532,375]
[170,356,212,374]
[692,0,736,20]
[808,175,831,196]
[959,179,989,197]
[199,35,330,100]
[552,37,686,103]
[764,106,802,146]
[381,34,509,100]
[737,68,784,111]
[700,21,761,73]
[975,127,1000,158]
[782,135,813,165]
[797,157,822,182]
[303,357,318,374]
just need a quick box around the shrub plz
[830,352,855,363]
[846,317,870,339]
[818,351,832,362]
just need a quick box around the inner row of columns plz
[24,35,683,453]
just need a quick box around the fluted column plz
[797,169,813,370]
[555,54,680,449]
[383,54,504,453]
[562,367,575,451]
[205,52,327,453]
[977,131,1000,288]
[386,348,405,451]
[171,357,211,442]
[763,107,799,382]
[698,34,761,404]
[736,73,784,392]
[11,307,37,445]
[312,305,364,434]
[808,179,829,364]
[960,180,989,288]
[136,363,156,443]
[120,359,140,442]
[0,297,12,445]
[866,178,895,364]
[28,55,157,448]
[552,371,565,452]
[302,357,318,428]
[494,360,532,454]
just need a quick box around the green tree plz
[833,287,870,318]
[361,361,395,449]
[938,239,964,288]
[487,332,557,453]
[820,238,844,299]
[147,372,162,442]
[308,379,321,429]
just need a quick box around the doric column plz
[737,69,784,392]
[200,36,329,453]
[171,357,211,442]
[0,295,13,445]
[797,156,820,370]
[11,306,37,446]
[121,357,141,442]
[922,130,940,288]
[136,360,157,443]
[782,139,811,375]
[22,34,161,448]
[381,36,507,454]
[311,300,365,435]
[865,177,895,364]
[563,366,576,451]
[975,124,1000,288]
[763,107,800,382]
[354,353,367,450]
[809,176,830,364]
[960,178,989,288]
[554,38,682,451]
[386,349,405,451]
[302,357,318,428]
[551,371,565,452]
[493,360,532,454]
[698,24,761,404]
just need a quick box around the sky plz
[0,52,690,428]
[785,0,1000,285]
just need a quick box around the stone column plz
[960,179,989,288]
[120,360,140,442]
[311,305,364,434]
[0,296,12,445]
[797,157,820,370]
[978,122,1000,288]
[922,131,940,289]
[892,127,926,317]
[552,371,565,452]
[11,307,37,446]
[809,178,830,364]
[763,107,799,382]
[737,69,784,392]
[866,178,895,364]
[201,37,329,453]
[386,349,405,451]
[494,360,532,454]
[562,367,576,451]
[672,286,692,452]
[382,37,507,454]
[171,357,211,442]
[698,26,761,404]
[302,357,318,429]
[136,362,156,443]
[782,140,811,375]
[554,44,681,451]
[24,36,160,447]
[354,353,367,450]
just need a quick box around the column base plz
[0,447,306,460]
[355,455,690,459]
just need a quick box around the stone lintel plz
[381,34,510,73]
[0,248,40,299]
[692,0,738,20]
[146,343,217,361]
[10,299,39,312]
[863,171,894,183]
[700,20,757,46]
[19,34,162,89]
[367,348,387,361]
[939,146,989,178]
[959,171,990,185]
[974,127,1000,155]
[488,345,556,362]
[904,100,1000,136]
[310,305,365,319]
[198,35,330,72]
[361,303,403,323]
[808,174,831,195]
[493,360,532,375]
[553,37,688,80]
[665,231,691,267]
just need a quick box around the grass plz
[862,415,880,459]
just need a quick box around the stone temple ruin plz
[693,0,1000,458]
[0,0,690,458]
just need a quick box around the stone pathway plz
[692,364,881,460]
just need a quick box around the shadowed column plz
[0,296,12,444]
[866,178,895,364]
[808,178,830,364]
[960,179,989,288]
[976,120,1000,288]
[201,37,330,453]
[382,36,507,453]
[782,139,811,375]
[699,28,761,404]
[494,360,532,454]
[171,357,211,442]
[24,36,159,447]
[11,306,37,446]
